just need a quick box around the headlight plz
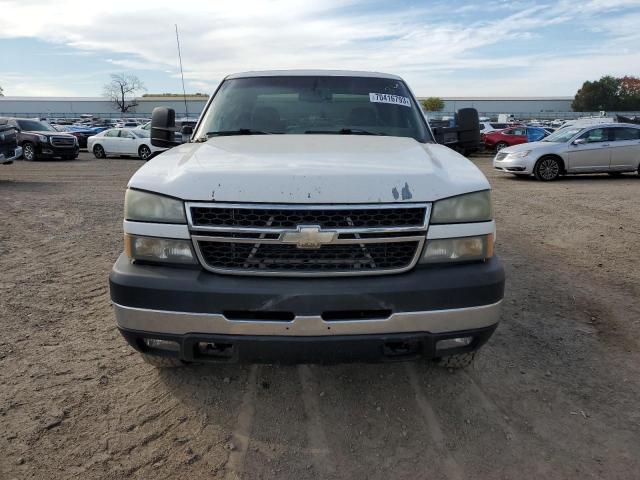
[420,234,493,264]
[124,189,186,224]
[36,134,48,143]
[506,150,530,158]
[124,234,196,264]
[430,190,492,224]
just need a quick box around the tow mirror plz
[151,107,180,148]
[572,138,586,146]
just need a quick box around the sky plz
[1,0,639,97]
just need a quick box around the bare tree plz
[103,74,146,113]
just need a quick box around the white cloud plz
[0,0,639,95]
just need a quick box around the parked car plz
[483,126,548,151]
[0,117,79,160]
[64,125,108,148]
[0,124,23,164]
[87,128,165,160]
[493,123,640,181]
[109,70,505,368]
[173,118,198,143]
[479,122,502,135]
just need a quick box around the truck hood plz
[128,135,489,203]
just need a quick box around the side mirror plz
[572,138,586,146]
[151,107,180,148]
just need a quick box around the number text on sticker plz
[369,93,411,108]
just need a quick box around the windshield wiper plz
[194,129,273,142]
[305,128,384,136]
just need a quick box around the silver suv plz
[493,123,640,181]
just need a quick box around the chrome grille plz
[198,241,419,273]
[187,203,430,277]
[190,205,427,229]
[50,136,76,147]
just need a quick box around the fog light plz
[436,336,473,350]
[143,338,180,352]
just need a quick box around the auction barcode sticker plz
[369,93,411,107]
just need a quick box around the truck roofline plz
[225,69,403,80]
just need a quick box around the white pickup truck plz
[109,70,504,368]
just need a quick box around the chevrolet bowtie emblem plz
[281,225,337,249]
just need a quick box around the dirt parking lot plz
[1,152,639,479]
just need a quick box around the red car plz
[483,126,527,151]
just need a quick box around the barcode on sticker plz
[369,93,411,107]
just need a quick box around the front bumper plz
[37,143,79,158]
[493,155,534,174]
[0,146,22,164]
[110,254,505,362]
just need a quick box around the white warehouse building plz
[0,94,616,120]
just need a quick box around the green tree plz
[420,97,445,112]
[618,76,640,110]
[571,75,640,111]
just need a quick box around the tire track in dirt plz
[224,364,259,480]
[405,363,465,480]
[298,365,337,478]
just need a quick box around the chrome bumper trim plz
[113,300,502,336]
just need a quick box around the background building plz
[0,95,209,119]
[0,94,637,121]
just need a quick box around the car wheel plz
[22,142,36,161]
[93,144,106,159]
[140,353,187,368]
[495,142,508,151]
[138,145,152,160]
[435,351,478,369]
[534,156,561,181]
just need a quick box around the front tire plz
[93,144,106,159]
[534,156,561,181]
[138,145,152,160]
[23,142,36,161]
[495,142,508,151]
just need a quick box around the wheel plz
[534,156,561,181]
[93,144,106,159]
[22,142,36,161]
[435,351,478,369]
[138,145,152,160]
[495,142,508,151]
[140,353,186,368]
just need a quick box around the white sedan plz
[87,128,165,160]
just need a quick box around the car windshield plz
[194,76,432,142]
[543,127,582,142]
[17,120,56,132]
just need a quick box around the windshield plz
[17,120,56,132]
[194,76,432,142]
[543,127,582,142]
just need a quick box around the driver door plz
[567,127,611,172]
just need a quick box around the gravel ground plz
[1,152,639,479]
